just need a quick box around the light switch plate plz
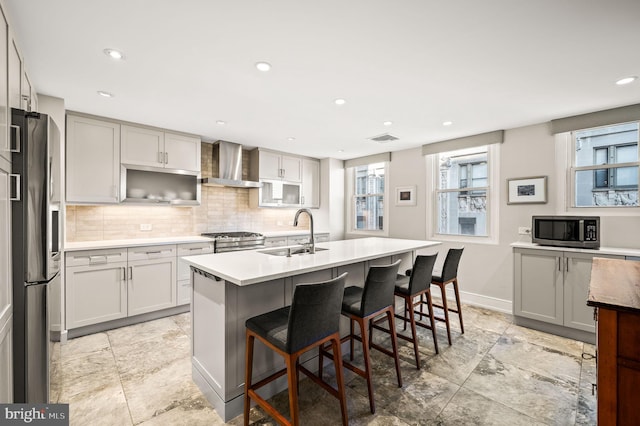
[140,223,152,231]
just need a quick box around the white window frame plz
[559,122,639,213]
[426,144,500,244]
[346,161,389,237]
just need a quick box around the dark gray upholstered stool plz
[244,273,349,426]
[374,254,439,369]
[320,259,402,414]
[428,247,465,345]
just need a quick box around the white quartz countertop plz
[182,237,441,286]
[511,241,640,258]
[64,236,213,251]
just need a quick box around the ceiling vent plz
[369,133,399,143]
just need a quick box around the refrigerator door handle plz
[10,124,21,152]
[9,174,21,201]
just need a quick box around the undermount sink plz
[259,246,329,257]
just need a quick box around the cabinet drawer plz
[177,242,214,256]
[65,248,127,267]
[128,245,176,261]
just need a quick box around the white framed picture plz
[395,185,417,206]
[507,176,547,204]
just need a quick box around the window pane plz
[355,195,384,230]
[437,191,487,236]
[355,162,385,195]
[615,166,638,187]
[575,169,639,206]
[594,169,608,188]
[439,151,488,190]
[575,123,639,167]
[616,144,638,164]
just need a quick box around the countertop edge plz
[511,241,640,258]
[183,239,441,286]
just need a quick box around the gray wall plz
[385,122,640,312]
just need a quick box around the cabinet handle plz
[165,152,168,164]
[9,174,20,201]
[557,257,561,272]
[158,151,163,164]
[129,266,133,280]
[122,267,126,281]
[10,125,21,153]
[565,257,569,272]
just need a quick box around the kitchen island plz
[181,237,440,421]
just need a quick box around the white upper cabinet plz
[121,125,200,172]
[301,158,320,208]
[121,125,164,168]
[8,38,22,110]
[164,132,200,171]
[0,9,8,163]
[66,114,121,204]
[257,150,302,182]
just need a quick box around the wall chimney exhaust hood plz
[200,141,262,188]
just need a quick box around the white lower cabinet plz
[513,247,624,333]
[66,245,178,329]
[0,317,12,403]
[127,245,176,316]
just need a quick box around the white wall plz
[385,121,640,312]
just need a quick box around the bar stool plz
[320,259,402,414]
[374,254,439,369]
[244,273,349,426]
[428,247,464,345]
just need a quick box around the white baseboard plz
[437,287,512,314]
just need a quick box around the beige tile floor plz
[52,304,597,425]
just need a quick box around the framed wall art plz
[395,185,417,206]
[507,176,547,204]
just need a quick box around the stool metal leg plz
[331,336,349,426]
[358,316,376,414]
[386,308,403,387]
[453,278,465,334]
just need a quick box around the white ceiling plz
[5,0,640,160]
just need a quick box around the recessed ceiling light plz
[615,76,637,85]
[255,62,271,72]
[287,137,296,141]
[334,98,346,105]
[97,91,114,98]
[383,121,393,126]
[442,121,453,126]
[338,149,344,153]
[216,120,226,125]
[103,48,124,60]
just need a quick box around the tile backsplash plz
[65,143,310,242]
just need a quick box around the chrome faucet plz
[293,208,315,254]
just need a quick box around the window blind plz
[421,130,504,156]
[550,103,640,134]
[344,152,391,168]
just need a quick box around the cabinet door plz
[164,132,200,172]
[563,252,623,332]
[513,249,563,325]
[301,158,320,207]
[281,155,302,182]
[66,263,128,328]
[0,10,8,163]
[8,39,21,110]
[0,159,12,330]
[0,319,12,403]
[121,125,165,168]
[21,71,31,111]
[259,151,282,179]
[128,257,176,316]
[66,115,120,203]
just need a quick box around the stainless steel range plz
[202,231,266,253]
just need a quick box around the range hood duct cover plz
[201,141,262,188]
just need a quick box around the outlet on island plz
[140,223,153,231]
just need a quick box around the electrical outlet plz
[140,223,152,231]
[518,226,531,235]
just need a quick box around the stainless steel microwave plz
[532,216,600,249]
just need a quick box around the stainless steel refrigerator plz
[10,108,61,403]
